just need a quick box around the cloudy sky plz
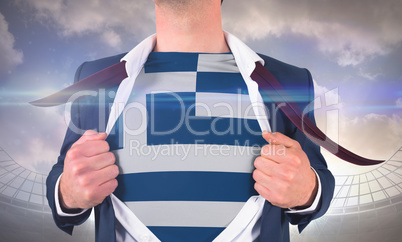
[0,0,401,175]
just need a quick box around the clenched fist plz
[253,131,318,209]
[59,130,119,210]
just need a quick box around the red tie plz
[251,62,384,166]
[30,61,127,107]
[30,61,384,166]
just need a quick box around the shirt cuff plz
[285,167,322,214]
[55,174,89,217]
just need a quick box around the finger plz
[254,181,287,208]
[93,164,119,186]
[253,168,286,193]
[84,152,116,171]
[77,140,110,157]
[86,178,118,207]
[261,144,303,167]
[253,169,286,200]
[255,154,299,184]
[95,178,118,199]
[254,180,273,202]
[72,130,107,148]
[253,169,272,188]
[260,143,288,160]
[254,156,278,176]
[262,131,300,149]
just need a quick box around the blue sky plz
[0,0,401,175]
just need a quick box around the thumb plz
[262,131,299,148]
[262,131,273,143]
[72,130,107,147]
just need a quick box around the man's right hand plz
[59,130,119,210]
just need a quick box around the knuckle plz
[288,173,295,183]
[281,172,295,184]
[111,165,120,177]
[104,179,118,196]
[284,170,295,182]
[70,163,82,176]
[83,188,95,202]
[254,182,262,194]
[293,155,302,166]
[66,148,80,161]
[102,141,110,152]
[255,183,269,200]
[260,145,270,156]
[77,176,89,187]
[254,157,263,169]
[82,130,98,140]
[108,152,116,163]
[288,153,301,166]
[79,136,88,144]
[254,182,259,192]
[101,152,114,164]
[252,170,260,182]
[111,179,118,191]
[84,130,97,135]
[294,141,301,148]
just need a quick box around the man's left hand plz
[253,131,318,209]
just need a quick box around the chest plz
[107,57,266,241]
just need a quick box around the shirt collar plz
[120,31,264,78]
[107,31,270,135]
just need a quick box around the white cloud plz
[357,68,382,81]
[18,0,402,65]
[101,30,122,49]
[313,79,342,109]
[0,12,23,74]
[222,0,402,66]
[316,111,402,175]
[339,113,401,159]
[312,80,401,175]
[20,0,155,49]
[0,103,66,173]
[396,98,402,108]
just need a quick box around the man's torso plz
[108,52,266,241]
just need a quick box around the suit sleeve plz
[45,62,92,235]
[284,68,335,232]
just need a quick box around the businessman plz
[46,1,335,241]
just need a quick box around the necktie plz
[30,61,384,165]
[30,61,127,107]
[251,62,384,166]
[95,196,116,242]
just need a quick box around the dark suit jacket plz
[46,53,335,242]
